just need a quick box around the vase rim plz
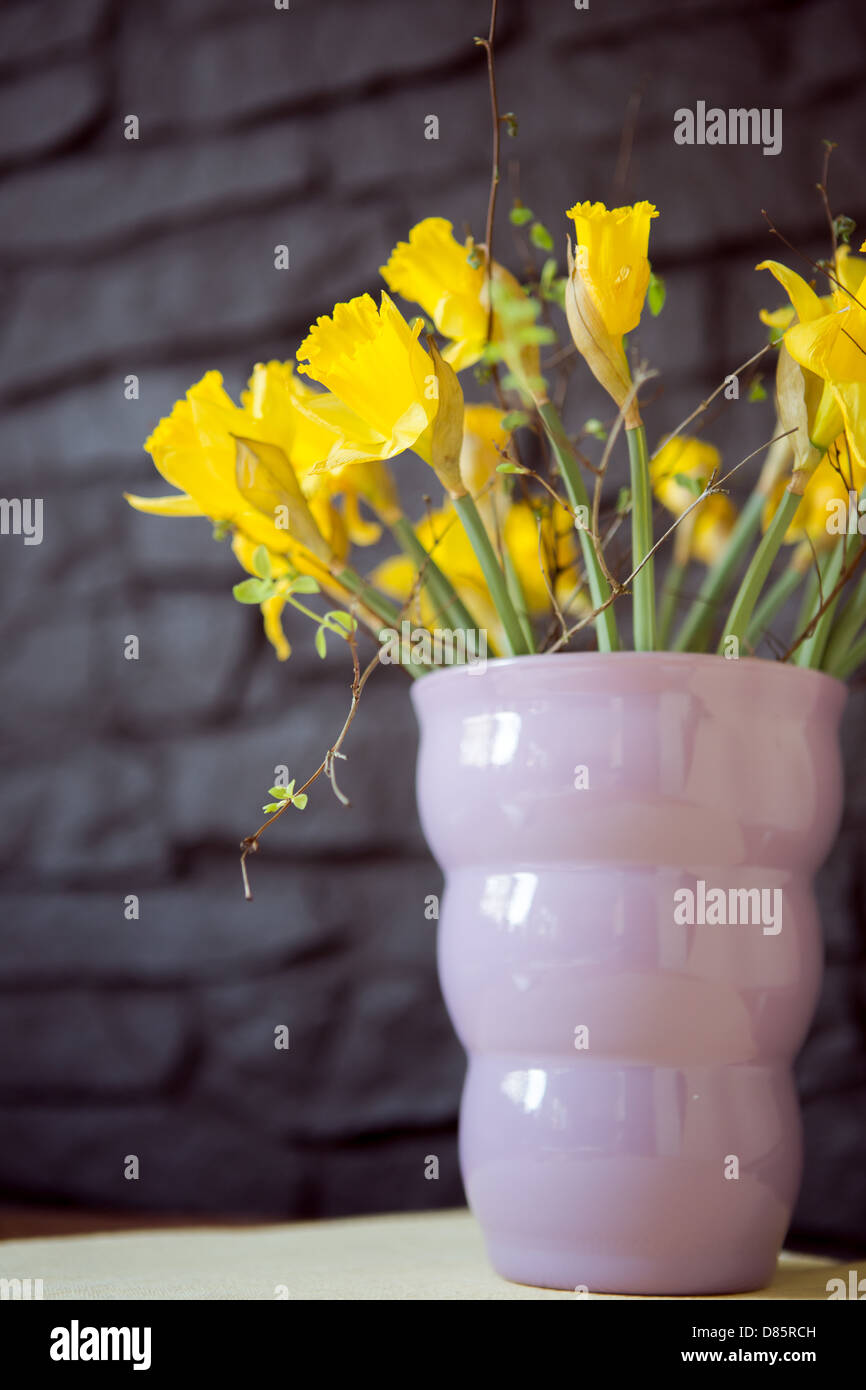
[410,649,849,700]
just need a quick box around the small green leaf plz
[233,577,274,604]
[268,782,294,799]
[327,610,357,634]
[252,545,272,579]
[509,204,534,227]
[530,222,554,251]
[501,410,530,431]
[291,793,308,810]
[616,486,632,515]
[584,418,608,441]
[673,472,703,497]
[287,575,320,594]
[496,462,530,475]
[747,378,768,403]
[263,802,284,814]
[517,324,556,345]
[833,214,856,246]
[314,626,327,659]
[647,270,666,317]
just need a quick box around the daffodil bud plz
[565,238,639,426]
[426,336,466,498]
[774,346,837,490]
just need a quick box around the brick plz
[117,0,486,132]
[22,744,169,882]
[0,363,254,479]
[0,991,187,1094]
[0,1103,314,1214]
[0,126,313,257]
[317,71,489,199]
[194,962,461,1143]
[0,1102,460,1217]
[0,0,108,68]
[0,859,440,983]
[94,591,250,730]
[0,59,105,163]
[0,203,389,395]
[0,614,91,718]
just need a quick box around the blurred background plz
[0,0,865,1248]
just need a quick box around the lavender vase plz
[411,653,847,1294]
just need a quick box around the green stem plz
[658,556,687,649]
[537,401,620,652]
[795,545,844,668]
[834,626,866,680]
[718,487,802,651]
[672,487,765,653]
[626,423,656,651]
[452,493,530,657]
[333,565,403,628]
[503,548,537,652]
[823,567,866,676]
[390,517,481,640]
[744,559,805,649]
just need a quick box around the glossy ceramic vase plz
[411,653,847,1294]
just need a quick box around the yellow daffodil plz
[565,201,658,424]
[758,256,866,473]
[689,493,737,567]
[763,433,862,549]
[124,368,410,659]
[650,434,733,565]
[459,403,509,496]
[380,217,544,401]
[380,217,489,371]
[242,360,400,542]
[296,292,438,464]
[567,200,659,336]
[296,292,468,497]
[651,435,719,515]
[127,370,344,556]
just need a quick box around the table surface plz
[0,1209,856,1300]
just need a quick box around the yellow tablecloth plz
[0,1209,852,1300]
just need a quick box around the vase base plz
[486,1242,777,1297]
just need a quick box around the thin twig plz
[653,342,773,459]
[475,0,500,345]
[762,210,866,313]
[240,635,382,899]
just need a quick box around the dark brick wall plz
[0,0,864,1244]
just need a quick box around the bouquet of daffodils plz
[127,180,866,883]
